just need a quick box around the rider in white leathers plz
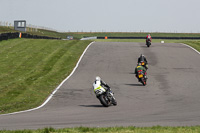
[93,76,112,96]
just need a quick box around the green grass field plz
[0,39,91,114]
[182,40,200,52]
[0,26,16,33]
[1,126,200,133]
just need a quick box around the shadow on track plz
[125,84,144,86]
[79,105,104,108]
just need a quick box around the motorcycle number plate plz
[139,74,143,78]
[95,87,105,95]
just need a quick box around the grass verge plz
[0,39,91,114]
[1,126,200,133]
[182,40,200,52]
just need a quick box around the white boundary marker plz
[1,41,95,116]
[180,43,200,55]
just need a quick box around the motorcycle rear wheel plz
[141,78,146,86]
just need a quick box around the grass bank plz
[182,40,200,52]
[0,39,91,114]
[1,126,200,133]
[0,26,16,33]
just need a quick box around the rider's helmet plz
[140,54,145,60]
[95,76,101,81]
[147,34,151,39]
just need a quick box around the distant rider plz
[135,63,147,81]
[137,54,148,69]
[93,76,112,96]
[145,34,152,44]
[145,34,152,41]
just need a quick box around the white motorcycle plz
[94,86,117,107]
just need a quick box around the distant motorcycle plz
[146,38,151,47]
[94,87,117,107]
[137,70,147,86]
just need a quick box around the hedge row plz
[0,32,60,41]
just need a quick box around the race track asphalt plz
[0,42,200,130]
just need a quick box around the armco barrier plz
[0,32,60,41]
[153,37,200,39]
[97,36,200,39]
[21,33,60,40]
[0,32,21,41]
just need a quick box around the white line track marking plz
[180,43,200,55]
[1,41,95,116]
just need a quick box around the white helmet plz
[95,76,101,81]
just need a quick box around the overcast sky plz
[1,0,200,33]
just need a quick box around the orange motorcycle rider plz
[135,63,147,81]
